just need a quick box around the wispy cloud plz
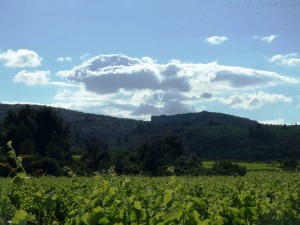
[269,53,300,67]
[57,56,72,62]
[217,92,292,109]
[13,70,50,85]
[205,36,228,45]
[0,49,42,68]
[13,70,79,87]
[80,53,91,61]
[254,35,278,44]
[259,118,287,125]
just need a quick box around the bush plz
[0,162,13,177]
[211,161,247,176]
[21,155,34,174]
[33,157,62,176]
[282,159,298,171]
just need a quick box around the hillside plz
[1,103,300,161]
[151,111,258,128]
[0,103,142,149]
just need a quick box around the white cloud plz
[0,101,43,106]
[57,54,297,95]
[259,118,287,125]
[0,49,42,68]
[50,81,79,87]
[269,53,300,67]
[12,70,79,87]
[261,35,278,43]
[53,54,298,118]
[205,36,228,45]
[218,92,292,109]
[255,35,278,44]
[52,84,139,118]
[80,53,91,61]
[57,56,72,62]
[13,70,50,85]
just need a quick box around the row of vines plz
[0,171,299,225]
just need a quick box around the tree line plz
[1,105,297,177]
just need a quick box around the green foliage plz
[138,134,184,175]
[282,159,298,170]
[0,162,13,176]
[2,105,71,163]
[211,161,247,176]
[0,172,299,224]
[33,157,62,176]
[1,104,300,177]
[6,140,27,175]
[11,210,28,225]
[83,137,108,171]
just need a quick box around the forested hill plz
[0,103,300,161]
[0,103,141,148]
[151,111,258,128]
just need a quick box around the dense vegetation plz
[0,105,299,176]
[1,103,300,164]
[1,172,299,224]
[0,106,72,176]
[0,104,299,224]
[0,105,250,176]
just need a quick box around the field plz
[1,172,300,225]
[202,162,282,171]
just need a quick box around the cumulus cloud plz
[52,85,139,118]
[218,92,292,109]
[54,54,298,118]
[13,70,50,85]
[0,49,42,68]
[269,53,300,67]
[57,54,191,94]
[162,100,194,115]
[57,56,72,62]
[131,104,161,116]
[254,35,278,44]
[205,36,228,45]
[131,100,194,116]
[57,54,297,95]
[201,93,213,99]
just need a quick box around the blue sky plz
[1,0,300,124]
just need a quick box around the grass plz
[203,161,281,171]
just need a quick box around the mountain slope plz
[0,103,142,148]
[1,103,299,161]
[151,111,258,128]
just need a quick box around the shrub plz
[33,157,62,176]
[0,162,13,177]
[211,161,247,176]
[282,159,298,171]
[21,155,34,174]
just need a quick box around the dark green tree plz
[138,135,184,175]
[2,105,71,167]
[84,137,108,171]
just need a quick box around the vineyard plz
[1,171,299,225]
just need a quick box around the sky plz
[0,0,300,124]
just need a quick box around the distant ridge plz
[0,103,141,148]
[151,111,258,128]
[1,103,258,147]
[1,103,300,160]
